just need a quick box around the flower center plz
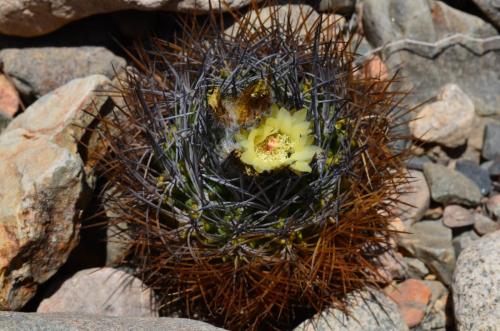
[255,133,294,163]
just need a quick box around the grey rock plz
[399,221,456,285]
[362,0,500,116]
[403,257,429,279]
[443,205,475,228]
[406,155,432,171]
[452,230,480,257]
[473,213,500,235]
[0,47,124,98]
[482,158,500,176]
[472,0,500,30]
[453,230,500,331]
[0,112,9,134]
[295,289,408,331]
[317,0,355,15]
[482,122,500,160]
[37,268,157,317]
[423,163,482,206]
[455,160,491,196]
[0,312,225,331]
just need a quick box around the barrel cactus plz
[98,3,408,330]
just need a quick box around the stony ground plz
[0,0,499,330]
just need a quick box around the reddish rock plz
[387,279,432,328]
[443,205,475,228]
[0,74,19,118]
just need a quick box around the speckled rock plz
[455,160,491,196]
[398,221,455,285]
[0,0,258,37]
[0,47,124,98]
[423,163,481,206]
[37,268,157,317]
[295,289,408,331]
[0,312,226,331]
[409,84,475,148]
[453,230,500,331]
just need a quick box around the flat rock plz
[393,170,430,224]
[423,163,481,206]
[0,312,225,331]
[37,268,157,317]
[482,123,500,160]
[442,205,475,228]
[0,129,86,310]
[473,213,500,235]
[399,221,456,285]
[403,257,429,279]
[386,279,432,328]
[295,289,408,331]
[0,0,257,37]
[486,194,500,219]
[453,230,500,331]
[363,0,500,116]
[409,84,475,148]
[0,47,124,98]
[455,160,491,196]
[0,74,19,118]
[472,0,500,30]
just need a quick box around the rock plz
[452,230,480,257]
[415,280,449,331]
[362,0,500,116]
[0,129,86,310]
[398,221,455,285]
[0,0,257,37]
[453,230,500,331]
[423,163,482,206]
[317,0,355,15]
[5,75,112,161]
[482,158,500,176]
[0,312,225,331]
[0,113,9,134]
[455,159,491,196]
[403,257,429,279]
[482,123,500,160]
[406,155,432,171]
[393,170,430,224]
[0,74,19,118]
[37,268,156,317]
[376,251,408,283]
[472,0,500,30]
[106,222,131,266]
[0,47,124,98]
[409,84,475,148]
[486,194,500,219]
[423,206,443,220]
[442,205,475,228]
[386,279,432,328]
[473,213,500,235]
[295,289,408,331]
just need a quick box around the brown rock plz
[473,213,500,235]
[386,279,432,328]
[0,129,86,310]
[0,74,19,118]
[409,84,475,148]
[37,268,157,317]
[443,205,475,228]
[486,194,500,219]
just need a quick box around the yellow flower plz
[236,105,321,174]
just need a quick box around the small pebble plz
[443,205,475,228]
[473,213,500,235]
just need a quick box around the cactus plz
[97,3,409,330]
